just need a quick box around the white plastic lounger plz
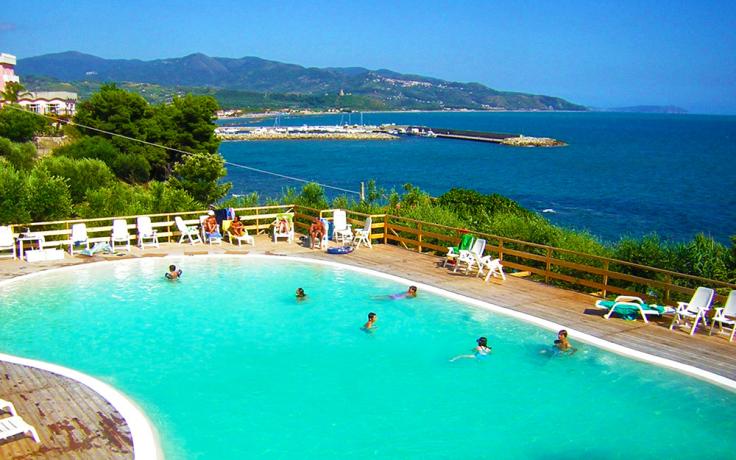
[0,415,40,443]
[477,255,506,282]
[175,216,202,245]
[455,238,486,274]
[68,223,90,255]
[709,290,736,342]
[0,398,17,416]
[595,296,673,324]
[136,216,159,249]
[353,217,372,248]
[669,286,715,335]
[0,226,16,260]
[110,219,131,252]
[332,209,353,244]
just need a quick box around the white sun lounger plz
[0,398,17,416]
[669,286,715,335]
[0,415,40,443]
[709,290,736,342]
[595,296,674,324]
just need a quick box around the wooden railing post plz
[256,208,260,235]
[383,215,388,245]
[498,240,504,261]
[545,247,552,284]
[664,274,672,303]
[166,214,172,243]
[417,223,423,253]
[602,260,609,298]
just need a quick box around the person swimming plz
[553,329,577,354]
[165,264,182,280]
[296,288,306,300]
[362,312,377,332]
[450,336,491,361]
[387,285,418,300]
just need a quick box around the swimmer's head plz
[477,337,488,347]
[296,288,305,297]
[408,286,417,295]
[558,330,568,338]
[169,264,177,271]
[368,312,376,320]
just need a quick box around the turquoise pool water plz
[0,256,734,459]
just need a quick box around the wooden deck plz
[0,234,734,458]
[0,361,132,460]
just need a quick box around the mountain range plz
[16,51,586,111]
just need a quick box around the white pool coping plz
[1,253,735,460]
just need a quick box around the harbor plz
[215,123,565,146]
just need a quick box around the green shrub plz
[39,156,115,203]
[0,138,36,171]
[0,159,30,223]
[24,166,72,221]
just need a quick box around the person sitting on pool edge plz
[554,329,577,354]
[362,312,377,332]
[296,288,306,300]
[165,264,182,280]
[450,336,491,361]
[309,217,326,249]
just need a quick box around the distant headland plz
[17,51,587,112]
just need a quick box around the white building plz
[1,52,78,115]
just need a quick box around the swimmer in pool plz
[296,288,306,300]
[362,312,377,332]
[554,329,577,354]
[382,285,418,300]
[450,336,491,361]
[165,264,182,280]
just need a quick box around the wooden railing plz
[9,204,295,249]
[8,205,735,306]
[375,213,736,304]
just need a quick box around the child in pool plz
[554,329,577,354]
[362,312,377,332]
[165,264,182,280]
[450,337,491,361]
[296,288,306,300]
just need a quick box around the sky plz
[2,0,735,113]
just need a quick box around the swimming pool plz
[1,256,734,459]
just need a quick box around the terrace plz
[1,205,734,459]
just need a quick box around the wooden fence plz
[8,204,736,305]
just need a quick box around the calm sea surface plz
[218,112,736,243]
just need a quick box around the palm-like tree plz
[0,81,31,103]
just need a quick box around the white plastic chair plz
[110,219,130,252]
[0,398,17,416]
[68,223,89,255]
[455,238,486,274]
[175,216,202,245]
[0,226,16,259]
[353,217,372,248]
[0,415,40,443]
[332,209,353,244]
[477,255,506,282]
[443,233,475,268]
[669,286,715,335]
[136,216,159,249]
[709,290,736,342]
[223,219,254,247]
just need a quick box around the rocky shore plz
[500,136,567,147]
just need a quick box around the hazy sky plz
[2,0,735,113]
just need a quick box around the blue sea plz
[218,112,736,243]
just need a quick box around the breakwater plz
[396,125,566,146]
